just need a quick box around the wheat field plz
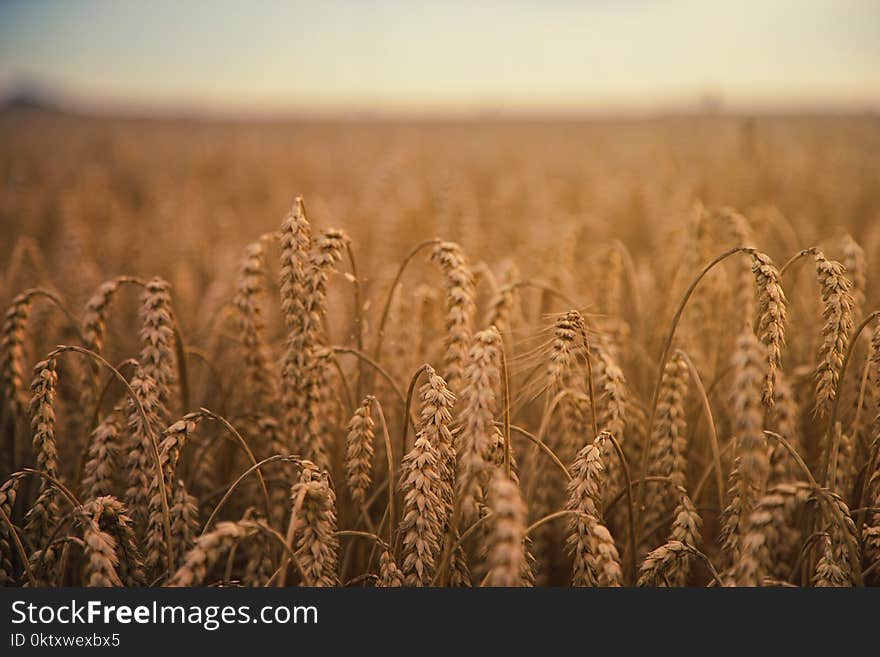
[1,110,879,587]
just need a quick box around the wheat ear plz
[0,478,21,584]
[458,327,503,524]
[168,521,261,586]
[640,354,688,552]
[399,429,444,586]
[23,358,61,545]
[138,278,178,426]
[377,550,405,587]
[1,290,37,418]
[234,239,278,411]
[344,396,375,508]
[124,369,162,531]
[732,482,811,586]
[751,251,787,407]
[430,241,476,391]
[81,404,124,499]
[485,470,529,587]
[813,250,855,415]
[291,462,339,586]
[730,330,770,533]
[565,431,622,587]
[840,232,866,322]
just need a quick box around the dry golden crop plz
[1,111,879,587]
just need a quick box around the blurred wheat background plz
[1,1,879,587]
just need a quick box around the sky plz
[1,0,879,116]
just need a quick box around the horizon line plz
[2,76,878,123]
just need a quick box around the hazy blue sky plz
[1,0,879,115]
